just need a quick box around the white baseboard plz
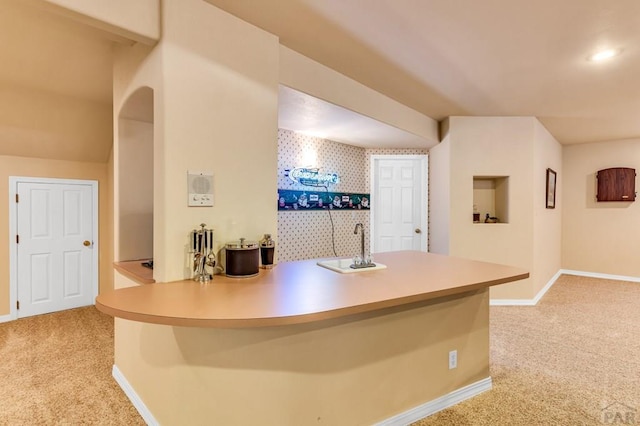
[532,270,563,304]
[375,377,492,426]
[490,298,537,306]
[112,365,158,426]
[0,314,13,324]
[489,268,640,307]
[490,269,562,306]
[560,269,640,283]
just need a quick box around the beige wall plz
[0,155,110,315]
[0,82,112,163]
[158,0,279,281]
[562,138,640,276]
[429,137,451,254]
[430,117,562,300]
[449,117,534,299]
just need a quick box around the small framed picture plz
[546,168,557,209]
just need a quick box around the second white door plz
[16,181,96,318]
[371,156,427,253]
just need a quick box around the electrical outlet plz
[448,350,457,369]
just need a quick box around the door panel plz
[64,189,83,236]
[31,189,51,238]
[401,187,413,223]
[17,182,94,317]
[63,250,82,297]
[380,187,393,223]
[30,253,52,303]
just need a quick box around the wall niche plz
[473,176,509,223]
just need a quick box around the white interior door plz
[371,156,427,253]
[15,180,96,318]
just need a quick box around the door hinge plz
[16,235,19,244]
[15,194,19,203]
[16,301,19,310]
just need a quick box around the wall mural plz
[278,189,370,211]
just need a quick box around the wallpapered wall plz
[277,128,428,262]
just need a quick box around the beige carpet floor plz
[1,275,638,425]
[0,306,143,425]
[415,274,640,425]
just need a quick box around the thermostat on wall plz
[187,171,214,207]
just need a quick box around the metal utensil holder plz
[190,223,216,282]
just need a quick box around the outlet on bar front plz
[449,350,457,369]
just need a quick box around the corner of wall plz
[105,147,115,292]
[439,117,450,141]
[428,138,451,255]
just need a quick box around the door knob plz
[415,228,422,234]
[83,240,91,247]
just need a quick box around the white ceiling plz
[207,0,640,145]
[4,0,640,156]
[278,85,433,148]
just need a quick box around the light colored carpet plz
[2,275,638,425]
[414,274,640,425]
[0,306,144,425]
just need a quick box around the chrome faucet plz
[354,223,366,264]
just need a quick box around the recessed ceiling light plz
[588,48,622,62]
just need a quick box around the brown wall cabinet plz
[596,167,636,202]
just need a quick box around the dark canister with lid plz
[225,238,259,278]
[259,234,275,269]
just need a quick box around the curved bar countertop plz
[97,251,529,328]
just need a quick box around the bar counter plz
[97,251,528,328]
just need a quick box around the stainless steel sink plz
[316,258,387,274]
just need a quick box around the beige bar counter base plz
[106,251,528,425]
[112,361,492,426]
